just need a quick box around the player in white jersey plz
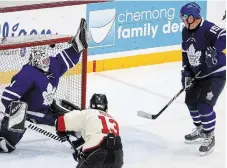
[56,94,123,168]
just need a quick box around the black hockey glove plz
[56,130,77,142]
[72,137,85,148]
[181,70,195,91]
[73,148,84,162]
[55,116,76,141]
[205,46,218,67]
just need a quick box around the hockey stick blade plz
[137,111,154,119]
[137,71,201,120]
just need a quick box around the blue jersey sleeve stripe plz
[4,89,21,98]
[217,29,226,39]
[1,96,14,101]
[59,52,70,70]
[27,111,45,118]
[63,50,75,66]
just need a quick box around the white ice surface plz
[0,62,225,168]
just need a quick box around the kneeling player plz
[56,94,124,168]
[0,18,88,153]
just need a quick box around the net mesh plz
[0,35,86,112]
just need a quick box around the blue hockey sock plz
[189,109,201,126]
[198,102,216,133]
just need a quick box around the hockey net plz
[0,34,87,112]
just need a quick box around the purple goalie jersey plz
[1,46,80,126]
[182,19,226,78]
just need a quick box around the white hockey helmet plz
[29,49,50,72]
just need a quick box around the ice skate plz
[185,125,204,144]
[199,132,215,156]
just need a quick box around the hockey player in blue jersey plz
[0,18,88,153]
[180,2,226,156]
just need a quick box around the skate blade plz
[200,148,214,156]
[184,139,202,144]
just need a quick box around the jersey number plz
[210,26,220,34]
[98,116,119,136]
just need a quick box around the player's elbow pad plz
[56,116,66,132]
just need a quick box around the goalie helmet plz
[29,50,50,72]
[90,94,108,112]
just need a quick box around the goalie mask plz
[29,50,50,72]
[90,94,108,112]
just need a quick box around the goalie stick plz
[137,71,201,120]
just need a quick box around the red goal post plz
[0,34,87,111]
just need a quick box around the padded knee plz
[185,102,198,111]
[197,102,213,115]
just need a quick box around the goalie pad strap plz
[0,137,15,153]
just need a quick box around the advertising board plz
[0,5,86,38]
[87,1,207,55]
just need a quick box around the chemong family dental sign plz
[87,1,207,55]
[117,8,184,39]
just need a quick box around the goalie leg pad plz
[7,101,28,133]
[0,117,25,152]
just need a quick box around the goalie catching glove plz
[69,18,88,53]
[50,98,81,118]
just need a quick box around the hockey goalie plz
[0,18,88,153]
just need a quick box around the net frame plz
[0,35,87,110]
[0,1,109,13]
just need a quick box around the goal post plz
[0,34,87,111]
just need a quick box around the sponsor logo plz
[88,9,116,48]
[0,22,52,38]
[11,103,21,115]
[206,92,214,101]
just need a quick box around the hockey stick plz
[25,120,66,143]
[25,120,82,149]
[137,71,201,120]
